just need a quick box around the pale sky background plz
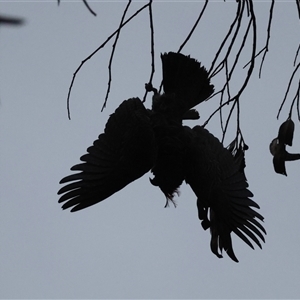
[1,1,300,299]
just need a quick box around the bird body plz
[58,52,265,262]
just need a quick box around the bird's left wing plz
[185,125,266,262]
[58,98,156,212]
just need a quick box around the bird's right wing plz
[185,125,266,262]
[58,98,156,212]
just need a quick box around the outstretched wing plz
[185,125,266,262]
[160,52,214,111]
[58,98,156,212]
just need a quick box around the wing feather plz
[58,98,156,212]
[185,125,265,262]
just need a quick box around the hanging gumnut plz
[278,118,294,146]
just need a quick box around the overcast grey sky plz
[1,1,300,299]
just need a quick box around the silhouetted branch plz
[177,0,209,53]
[143,0,155,103]
[57,0,96,16]
[101,1,132,112]
[66,2,150,119]
[209,1,243,77]
[243,1,274,77]
[205,0,256,143]
[82,0,96,16]
[296,82,300,121]
[0,14,24,26]
[294,44,300,66]
[258,0,274,78]
[290,81,300,120]
[276,31,300,121]
[277,62,300,120]
[296,0,300,18]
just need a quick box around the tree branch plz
[66,2,150,119]
[101,1,132,111]
[143,0,155,103]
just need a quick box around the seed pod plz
[278,118,294,146]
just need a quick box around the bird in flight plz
[58,52,265,262]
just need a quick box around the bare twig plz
[294,44,300,67]
[277,62,300,119]
[143,0,155,103]
[289,80,300,120]
[177,0,209,53]
[205,0,256,143]
[296,0,300,19]
[101,1,132,111]
[209,1,243,77]
[234,1,257,100]
[296,81,300,121]
[57,0,97,16]
[82,0,97,16]
[258,0,274,78]
[66,2,150,119]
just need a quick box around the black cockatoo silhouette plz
[270,118,300,175]
[58,52,265,262]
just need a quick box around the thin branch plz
[177,0,209,53]
[296,0,300,19]
[226,16,253,88]
[203,94,237,127]
[205,1,246,138]
[277,62,300,119]
[209,1,243,76]
[294,43,300,67]
[204,0,256,143]
[57,0,96,16]
[243,47,264,69]
[101,1,132,111]
[234,1,257,100]
[236,99,241,141]
[289,80,300,120]
[82,0,97,16]
[219,60,231,134]
[277,43,300,120]
[296,81,300,121]
[221,97,238,143]
[258,0,274,78]
[66,2,150,119]
[143,0,155,103]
